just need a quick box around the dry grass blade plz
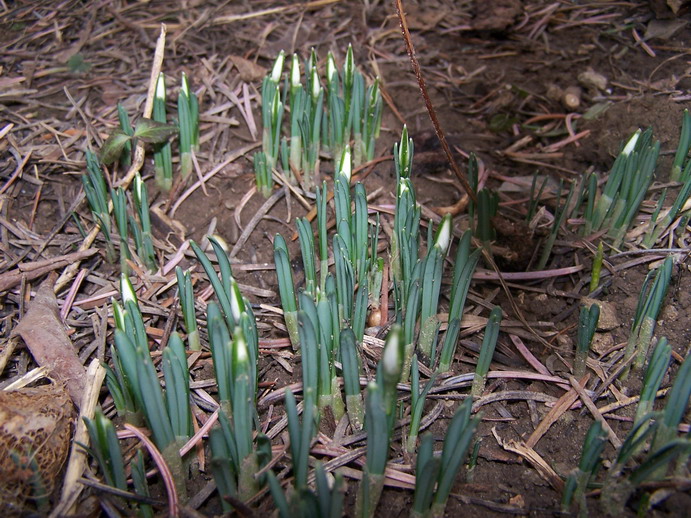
[569,376,622,449]
[526,374,590,449]
[494,430,565,492]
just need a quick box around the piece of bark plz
[13,274,86,408]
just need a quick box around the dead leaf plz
[230,55,267,83]
[13,274,86,407]
[645,18,688,40]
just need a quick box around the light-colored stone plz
[582,297,619,331]
[592,332,615,355]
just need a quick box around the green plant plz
[633,337,671,427]
[153,72,174,191]
[438,231,481,373]
[208,313,271,510]
[177,71,199,179]
[175,267,201,351]
[83,410,128,493]
[82,150,115,263]
[273,233,299,349]
[471,307,502,397]
[623,256,673,373]
[589,241,604,293]
[561,420,608,518]
[131,174,157,271]
[670,109,691,182]
[340,327,364,430]
[587,128,660,247]
[574,302,600,378]
[405,355,436,453]
[411,398,481,518]
[536,180,575,270]
[417,214,452,363]
[110,186,131,274]
[356,326,404,518]
[108,274,191,501]
[255,51,285,197]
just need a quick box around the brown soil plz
[1,1,690,517]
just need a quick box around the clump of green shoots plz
[623,255,673,373]
[87,163,158,274]
[273,233,299,349]
[255,51,285,197]
[602,351,691,514]
[189,237,268,508]
[208,301,271,509]
[471,307,502,397]
[573,302,600,378]
[266,388,345,518]
[561,420,608,518]
[356,326,405,518]
[585,128,660,248]
[417,214,452,363]
[255,46,383,194]
[82,410,156,517]
[107,274,192,501]
[670,109,691,182]
[633,337,671,427]
[466,153,498,244]
[82,150,116,263]
[412,398,481,518]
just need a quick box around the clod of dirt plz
[472,0,523,32]
[0,383,75,513]
[582,297,620,331]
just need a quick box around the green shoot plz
[406,355,436,453]
[82,150,115,263]
[340,327,364,430]
[412,398,481,518]
[624,256,673,373]
[82,410,128,492]
[634,337,671,427]
[536,180,574,270]
[418,214,452,363]
[670,109,691,182]
[589,241,604,293]
[274,233,299,349]
[175,267,200,351]
[471,307,502,397]
[153,72,173,191]
[177,71,199,179]
[561,420,607,517]
[439,231,480,373]
[574,302,600,378]
[109,186,130,274]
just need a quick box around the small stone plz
[581,298,619,331]
[556,334,573,349]
[659,304,678,324]
[592,332,614,355]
